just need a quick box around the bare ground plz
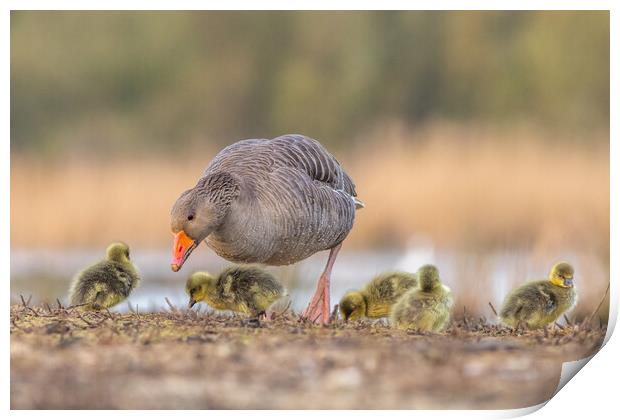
[10,303,605,410]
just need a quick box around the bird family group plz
[68,134,577,332]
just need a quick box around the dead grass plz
[10,303,606,409]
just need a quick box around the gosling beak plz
[188,298,197,308]
[171,230,197,272]
[564,277,574,287]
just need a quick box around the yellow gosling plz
[390,264,453,332]
[499,262,577,330]
[339,271,417,321]
[186,265,285,319]
[68,242,140,310]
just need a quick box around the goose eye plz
[187,214,194,221]
[125,250,130,258]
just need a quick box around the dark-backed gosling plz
[499,262,577,330]
[68,242,140,310]
[390,265,453,332]
[339,271,417,321]
[186,266,285,318]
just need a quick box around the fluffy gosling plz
[339,271,417,321]
[68,242,140,310]
[390,264,453,332]
[499,262,577,330]
[186,266,285,319]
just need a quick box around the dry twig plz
[105,308,115,320]
[65,303,88,310]
[20,294,39,316]
[76,313,104,328]
[126,301,136,314]
[585,283,610,327]
[329,304,340,323]
[164,297,178,312]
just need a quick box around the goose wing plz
[203,134,360,264]
[205,134,359,201]
[268,134,358,198]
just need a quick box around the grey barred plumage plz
[170,134,362,324]
[206,135,357,196]
[171,134,360,266]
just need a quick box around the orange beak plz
[171,230,197,272]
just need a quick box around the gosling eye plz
[190,288,197,295]
[125,250,130,258]
[187,214,195,221]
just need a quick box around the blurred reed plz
[11,123,609,260]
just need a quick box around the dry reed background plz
[11,124,610,320]
[11,124,609,254]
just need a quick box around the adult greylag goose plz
[170,134,363,324]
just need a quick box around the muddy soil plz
[10,304,605,409]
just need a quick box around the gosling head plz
[185,271,216,308]
[548,262,575,288]
[339,291,367,321]
[106,242,131,264]
[170,172,240,272]
[417,264,441,291]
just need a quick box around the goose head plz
[549,261,575,288]
[170,172,239,272]
[417,264,441,292]
[339,291,367,321]
[186,271,216,308]
[106,242,131,265]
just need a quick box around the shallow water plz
[10,240,608,318]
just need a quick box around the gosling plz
[339,271,417,321]
[499,262,577,330]
[186,266,285,319]
[390,264,453,332]
[68,242,140,310]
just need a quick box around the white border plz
[3,3,616,419]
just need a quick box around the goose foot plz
[302,274,330,324]
[302,243,342,325]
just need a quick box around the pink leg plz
[302,243,342,325]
